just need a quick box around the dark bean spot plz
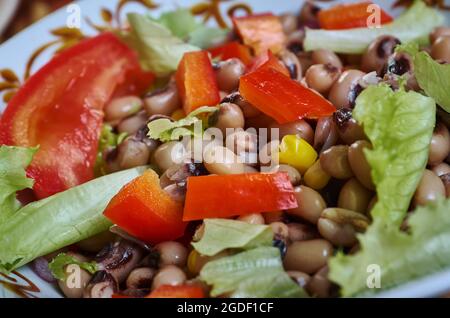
[187,162,209,177]
[324,63,338,73]
[376,37,401,59]
[333,108,353,130]
[348,84,364,108]
[440,173,450,186]
[287,63,298,80]
[221,91,240,104]
[288,41,303,55]
[387,55,411,75]
[273,238,287,258]
[89,270,115,284]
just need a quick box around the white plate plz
[0,0,449,298]
[0,0,19,36]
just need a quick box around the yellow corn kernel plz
[278,135,317,174]
[304,159,331,190]
[171,108,186,121]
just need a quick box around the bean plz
[258,140,280,168]
[320,145,354,179]
[287,186,327,224]
[237,213,265,225]
[428,122,450,166]
[117,137,151,170]
[385,52,413,76]
[270,222,290,241]
[245,113,275,129]
[268,164,302,186]
[152,141,188,172]
[77,231,116,253]
[117,111,148,135]
[305,266,331,298]
[328,70,365,109]
[432,163,450,177]
[287,271,311,288]
[58,252,92,298]
[221,92,261,118]
[299,2,320,27]
[441,173,450,197]
[83,271,117,298]
[283,239,333,274]
[334,108,367,145]
[361,35,401,74]
[430,27,450,44]
[286,30,305,55]
[105,96,142,122]
[155,241,188,267]
[279,50,302,81]
[431,36,450,64]
[287,223,318,243]
[270,120,314,145]
[318,208,369,247]
[314,116,339,153]
[144,82,181,116]
[126,268,156,289]
[263,211,285,224]
[152,265,186,290]
[348,140,374,190]
[338,178,373,213]
[280,13,298,34]
[311,49,343,69]
[215,103,245,135]
[216,58,245,92]
[305,64,341,94]
[203,146,246,175]
[303,160,331,190]
[413,169,446,206]
[225,130,258,160]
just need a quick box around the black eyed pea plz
[105,96,143,122]
[428,122,450,166]
[320,145,354,180]
[431,36,450,64]
[348,140,375,190]
[126,267,156,290]
[215,58,246,93]
[283,239,334,274]
[338,178,373,213]
[152,141,189,172]
[430,27,450,44]
[278,50,303,81]
[155,241,189,267]
[328,70,365,109]
[117,111,148,135]
[57,252,92,298]
[203,145,246,175]
[280,13,298,35]
[314,116,339,153]
[413,169,446,206]
[270,120,314,145]
[333,108,367,145]
[117,137,152,170]
[311,49,343,70]
[303,160,331,190]
[144,82,181,117]
[151,265,187,290]
[305,266,332,298]
[214,103,245,135]
[287,186,327,224]
[287,223,318,243]
[440,173,450,198]
[268,164,302,186]
[305,63,341,95]
[361,35,401,74]
[433,163,450,177]
[237,213,265,225]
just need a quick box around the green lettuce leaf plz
[0,167,146,273]
[192,219,273,256]
[200,247,307,298]
[49,253,98,281]
[147,106,218,142]
[397,42,450,113]
[121,13,199,76]
[0,146,37,223]
[329,198,450,296]
[95,124,128,176]
[304,0,444,54]
[353,85,435,227]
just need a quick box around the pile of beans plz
[54,3,450,298]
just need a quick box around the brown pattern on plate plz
[0,271,40,298]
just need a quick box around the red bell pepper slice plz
[239,67,335,124]
[318,1,393,30]
[183,172,297,221]
[0,33,148,198]
[247,50,289,77]
[176,51,220,114]
[103,170,186,244]
[208,41,253,66]
[233,13,287,55]
[146,285,205,298]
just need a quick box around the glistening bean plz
[314,116,339,153]
[105,96,142,122]
[155,241,188,267]
[215,58,246,92]
[361,35,401,74]
[144,82,181,116]
[311,49,343,69]
[348,140,374,190]
[203,146,246,175]
[117,111,148,135]
[320,145,354,179]
[305,63,341,94]
[432,163,450,177]
[413,169,446,206]
[270,120,314,145]
[152,265,187,290]
[333,108,366,145]
[283,239,333,274]
[152,141,188,172]
[287,186,327,224]
[338,178,373,213]
[328,70,365,109]
[214,103,245,135]
[428,122,450,166]
[431,36,450,64]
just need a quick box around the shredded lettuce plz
[0,167,146,273]
[121,13,199,76]
[397,42,450,113]
[200,247,307,298]
[353,85,435,227]
[0,146,37,223]
[147,106,218,142]
[304,1,444,54]
[329,198,450,296]
[49,253,98,281]
[95,124,127,176]
[192,219,273,256]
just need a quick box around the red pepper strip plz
[233,13,287,55]
[208,41,253,66]
[183,172,297,221]
[239,67,336,124]
[146,285,205,298]
[318,1,393,30]
[104,170,186,244]
[0,33,144,198]
[247,50,289,77]
[176,51,220,114]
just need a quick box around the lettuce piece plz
[353,85,435,226]
[0,167,146,273]
[49,253,98,281]
[192,219,273,256]
[329,199,450,296]
[200,247,307,298]
[0,146,37,223]
[147,106,218,142]
[397,42,450,113]
[304,1,444,54]
[95,124,128,176]
[121,13,199,76]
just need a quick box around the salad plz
[0,0,449,298]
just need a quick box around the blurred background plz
[0,0,71,43]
